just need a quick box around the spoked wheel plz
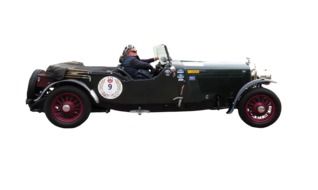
[44,86,91,128]
[238,88,281,128]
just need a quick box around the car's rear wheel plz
[238,88,281,128]
[44,86,91,128]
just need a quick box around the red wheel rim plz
[50,92,84,123]
[244,94,276,123]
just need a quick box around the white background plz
[0,0,317,189]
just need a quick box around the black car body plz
[26,45,281,128]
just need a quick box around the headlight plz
[257,69,271,80]
[247,58,271,80]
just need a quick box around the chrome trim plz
[89,90,99,103]
[33,79,99,104]
[173,97,183,108]
[226,79,275,114]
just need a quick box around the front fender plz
[226,79,276,114]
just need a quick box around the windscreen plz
[153,44,171,63]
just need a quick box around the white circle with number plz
[98,76,123,99]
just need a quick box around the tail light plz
[36,71,52,88]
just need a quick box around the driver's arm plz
[141,57,158,63]
[130,58,154,70]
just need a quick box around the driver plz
[119,45,158,79]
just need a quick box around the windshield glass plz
[153,44,171,63]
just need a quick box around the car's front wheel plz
[44,86,91,128]
[238,88,281,128]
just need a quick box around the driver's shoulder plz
[122,56,136,65]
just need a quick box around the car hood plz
[171,60,250,70]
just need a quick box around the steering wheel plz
[153,61,166,75]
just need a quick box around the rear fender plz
[32,79,99,104]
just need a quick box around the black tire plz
[44,85,91,128]
[238,88,281,128]
[27,69,44,100]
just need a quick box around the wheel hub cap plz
[257,105,266,114]
[62,104,71,112]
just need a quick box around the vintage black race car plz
[26,44,281,128]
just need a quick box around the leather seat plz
[115,67,133,80]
